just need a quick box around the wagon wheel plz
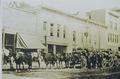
[80,56,87,68]
[117,59,120,67]
[114,60,119,67]
[113,57,119,67]
[115,59,120,67]
[108,58,114,68]
[102,58,108,68]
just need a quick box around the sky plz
[3,0,120,13]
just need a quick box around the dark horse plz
[13,50,32,72]
[41,52,57,69]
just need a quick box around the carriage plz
[70,49,87,68]
[3,46,120,71]
[102,50,120,68]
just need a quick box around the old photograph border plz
[1,0,120,79]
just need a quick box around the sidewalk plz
[2,61,66,70]
[3,73,45,79]
[2,62,46,69]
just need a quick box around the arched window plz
[50,23,54,36]
[63,26,66,38]
[57,24,60,37]
[116,35,118,43]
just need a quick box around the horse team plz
[2,48,120,72]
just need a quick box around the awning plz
[16,34,46,49]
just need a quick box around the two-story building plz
[2,1,108,53]
[87,9,120,51]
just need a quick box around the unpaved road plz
[2,69,120,79]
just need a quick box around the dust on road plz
[2,69,120,79]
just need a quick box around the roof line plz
[41,6,107,28]
[5,5,107,28]
[4,6,37,14]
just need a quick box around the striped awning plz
[16,33,46,49]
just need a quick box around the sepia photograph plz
[2,0,120,79]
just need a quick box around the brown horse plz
[14,51,32,72]
[42,53,57,69]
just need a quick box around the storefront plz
[48,44,67,54]
[2,32,46,52]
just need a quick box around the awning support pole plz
[2,29,5,49]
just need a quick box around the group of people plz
[71,48,120,69]
[2,47,120,71]
[3,48,33,71]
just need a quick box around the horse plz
[14,50,32,72]
[2,49,10,65]
[31,52,42,68]
[41,53,57,69]
[14,51,25,71]
[2,48,14,70]
[25,53,32,71]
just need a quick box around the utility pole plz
[43,21,48,53]
[84,26,89,49]
[98,25,101,51]
[2,28,5,49]
[84,32,88,49]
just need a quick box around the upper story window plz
[114,35,116,43]
[81,33,84,43]
[73,31,76,42]
[57,24,60,37]
[116,35,119,43]
[88,15,91,19]
[50,23,54,36]
[108,33,119,44]
[114,34,119,44]
[109,33,112,42]
[112,34,114,42]
[43,21,47,31]
[63,26,66,38]
[50,23,54,26]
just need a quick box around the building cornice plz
[41,6,107,29]
[4,6,37,14]
[5,2,107,29]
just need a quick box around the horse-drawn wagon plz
[102,50,120,68]
[70,49,87,68]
